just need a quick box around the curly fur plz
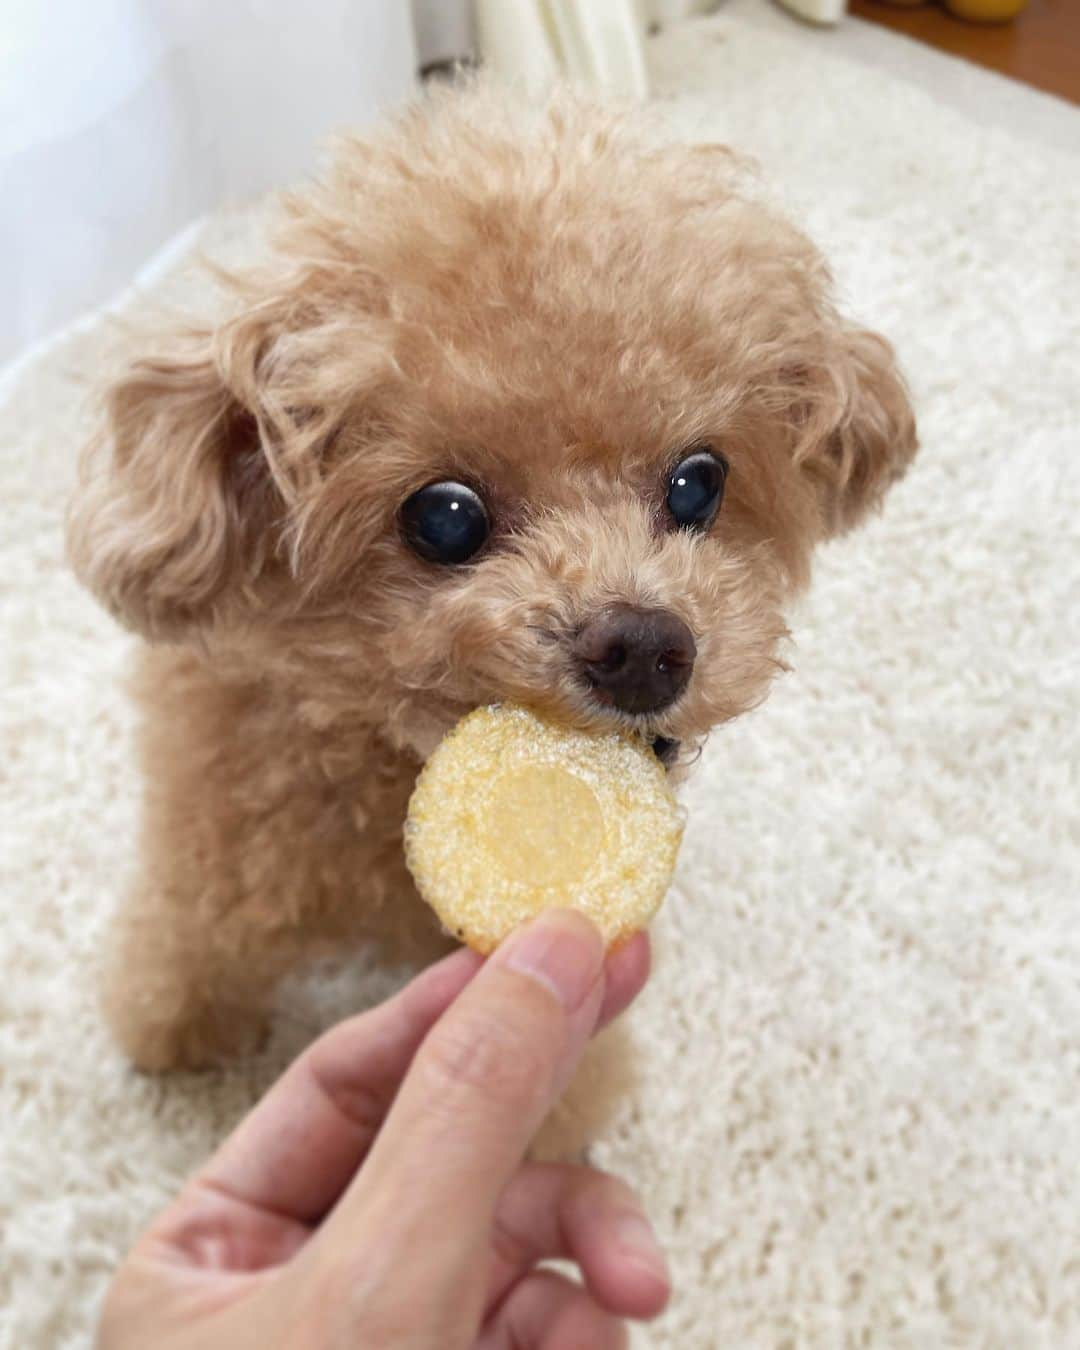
[67,84,916,1071]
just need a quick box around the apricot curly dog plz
[68,85,916,1072]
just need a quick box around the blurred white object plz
[647,0,716,18]
[546,0,650,93]
[0,0,418,368]
[474,0,650,97]
[776,0,847,23]
[651,0,847,23]
[473,0,562,94]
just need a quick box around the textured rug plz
[2,13,1078,1348]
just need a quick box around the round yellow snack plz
[404,704,684,952]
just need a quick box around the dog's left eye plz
[666,447,728,532]
[399,480,490,564]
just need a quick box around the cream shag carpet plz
[2,14,1078,1348]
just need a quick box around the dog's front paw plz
[102,985,268,1073]
[532,1022,641,1162]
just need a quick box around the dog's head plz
[69,88,916,766]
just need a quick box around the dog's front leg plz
[100,646,438,1072]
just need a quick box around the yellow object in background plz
[872,0,1029,17]
[944,0,1029,19]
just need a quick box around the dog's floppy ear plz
[793,321,917,538]
[67,327,274,639]
[67,275,367,639]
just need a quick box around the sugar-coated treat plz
[404,704,684,952]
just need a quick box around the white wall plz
[0,0,419,367]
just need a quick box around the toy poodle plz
[68,86,917,1072]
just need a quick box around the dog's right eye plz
[399,481,490,565]
[666,447,728,533]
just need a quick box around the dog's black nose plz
[574,604,696,715]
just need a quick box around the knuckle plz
[563,1165,644,1229]
[490,1207,540,1273]
[306,1060,387,1139]
[421,1010,551,1114]
[579,1166,640,1212]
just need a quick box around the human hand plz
[97,910,669,1349]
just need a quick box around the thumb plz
[322,909,606,1254]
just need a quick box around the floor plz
[721,0,1079,158]
[850,0,1080,104]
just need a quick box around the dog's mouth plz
[412,710,683,781]
[651,735,681,770]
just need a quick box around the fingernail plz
[615,1211,670,1286]
[499,910,604,1011]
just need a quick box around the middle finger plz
[486,1162,670,1320]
